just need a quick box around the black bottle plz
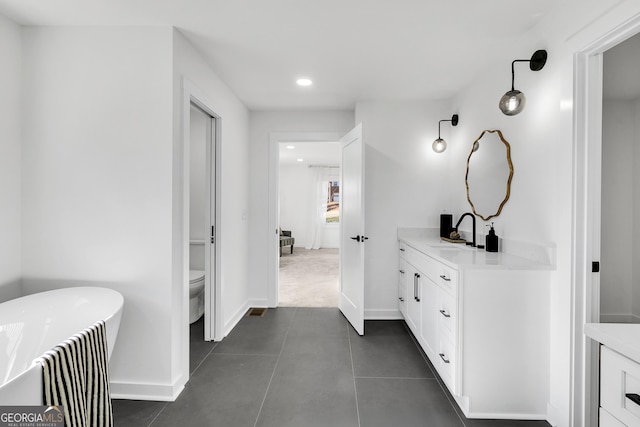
[486,223,499,252]
[440,214,453,238]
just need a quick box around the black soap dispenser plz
[486,223,499,252]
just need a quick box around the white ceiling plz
[0,0,560,110]
[604,32,640,101]
[279,142,340,167]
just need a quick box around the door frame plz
[572,14,640,426]
[182,79,223,354]
[267,131,345,307]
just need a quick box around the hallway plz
[113,309,550,427]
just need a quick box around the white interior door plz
[204,113,216,341]
[339,123,365,335]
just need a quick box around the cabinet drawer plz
[405,247,437,278]
[432,263,458,296]
[600,408,627,427]
[399,243,408,260]
[398,283,407,316]
[601,346,640,426]
[436,338,457,394]
[437,291,457,339]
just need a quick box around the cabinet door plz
[419,276,439,360]
[405,265,421,336]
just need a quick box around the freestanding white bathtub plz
[0,287,124,405]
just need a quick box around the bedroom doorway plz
[277,141,341,307]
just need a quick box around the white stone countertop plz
[584,323,640,363]
[398,234,555,271]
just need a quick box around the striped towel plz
[38,320,113,427]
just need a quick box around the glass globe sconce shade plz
[499,90,526,116]
[433,138,447,153]
[499,49,547,116]
[432,114,459,153]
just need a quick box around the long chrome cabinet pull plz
[439,353,450,364]
[439,274,451,282]
[414,273,421,302]
[439,309,451,318]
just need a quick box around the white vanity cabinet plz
[398,239,550,420]
[584,323,640,427]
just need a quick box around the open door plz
[339,123,365,335]
[204,112,216,341]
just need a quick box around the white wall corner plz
[546,402,560,427]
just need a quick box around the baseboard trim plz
[364,308,402,320]
[463,411,547,420]
[110,378,185,402]
[224,300,253,337]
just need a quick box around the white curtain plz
[305,167,327,250]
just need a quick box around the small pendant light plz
[499,50,547,116]
[433,114,459,153]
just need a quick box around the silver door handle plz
[439,274,451,282]
[439,309,451,318]
[439,353,450,364]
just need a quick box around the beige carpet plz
[278,248,339,307]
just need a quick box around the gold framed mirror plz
[465,129,514,221]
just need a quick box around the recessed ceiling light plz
[296,78,313,87]
[296,158,304,162]
[286,145,295,149]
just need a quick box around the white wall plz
[172,29,251,339]
[279,165,340,249]
[279,165,314,248]
[0,14,22,303]
[21,27,177,398]
[448,2,640,425]
[354,100,454,319]
[189,106,208,243]
[188,105,208,273]
[248,110,354,302]
[17,25,251,402]
[601,99,635,321]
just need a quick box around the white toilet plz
[189,270,205,324]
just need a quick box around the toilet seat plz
[189,270,205,284]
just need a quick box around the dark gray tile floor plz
[112,308,551,427]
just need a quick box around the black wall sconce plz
[433,114,459,153]
[498,49,547,116]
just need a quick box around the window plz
[326,181,340,223]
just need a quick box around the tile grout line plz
[149,330,219,426]
[346,324,362,427]
[252,307,298,427]
[147,402,169,427]
[355,375,436,380]
[190,341,219,375]
[401,321,468,427]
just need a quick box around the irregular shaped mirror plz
[465,130,513,221]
